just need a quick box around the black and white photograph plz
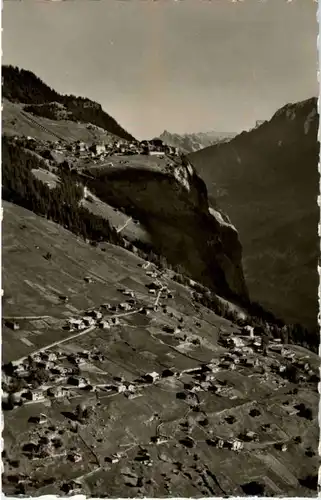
[1,0,320,497]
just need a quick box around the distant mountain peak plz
[158,129,236,153]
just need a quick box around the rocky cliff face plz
[190,97,319,328]
[83,157,248,301]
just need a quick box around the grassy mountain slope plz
[2,201,319,497]
[190,98,319,329]
[2,132,248,303]
[2,99,118,144]
[2,65,135,141]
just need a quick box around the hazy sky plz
[2,0,318,139]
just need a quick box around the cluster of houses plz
[3,257,317,483]
[9,135,181,175]
[65,300,142,332]
[51,137,180,161]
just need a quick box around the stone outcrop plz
[84,156,248,300]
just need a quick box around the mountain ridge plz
[2,65,135,142]
[159,130,236,154]
[190,96,319,329]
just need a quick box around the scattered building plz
[5,320,20,331]
[144,372,160,383]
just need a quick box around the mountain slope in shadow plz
[190,97,319,329]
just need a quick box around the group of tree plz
[2,135,123,247]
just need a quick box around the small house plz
[47,386,66,398]
[242,325,254,338]
[91,310,103,320]
[83,316,96,326]
[31,390,45,402]
[67,376,87,388]
[75,141,87,153]
[90,143,106,156]
[144,371,160,383]
[232,439,244,452]
[119,302,132,311]
[68,452,82,463]
[5,320,20,331]
[99,321,110,330]
[149,151,165,157]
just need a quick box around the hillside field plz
[2,201,319,497]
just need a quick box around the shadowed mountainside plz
[190,97,319,329]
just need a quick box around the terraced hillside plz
[2,65,135,141]
[2,99,118,145]
[2,201,319,497]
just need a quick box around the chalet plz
[29,413,48,425]
[82,316,96,327]
[139,308,151,316]
[67,376,87,388]
[5,320,20,331]
[144,371,160,383]
[68,318,84,330]
[47,386,63,398]
[231,336,246,348]
[68,452,82,463]
[244,430,259,442]
[99,321,110,330]
[146,282,162,291]
[217,439,225,449]
[119,302,132,311]
[30,390,45,402]
[87,310,103,320]
[242,325,254,338]
[76,141,87,151]
[148,151,165,157]
[31,353,43,364]
[163,325,175,334]
[232,439,244,451]
[105,452,122,463]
